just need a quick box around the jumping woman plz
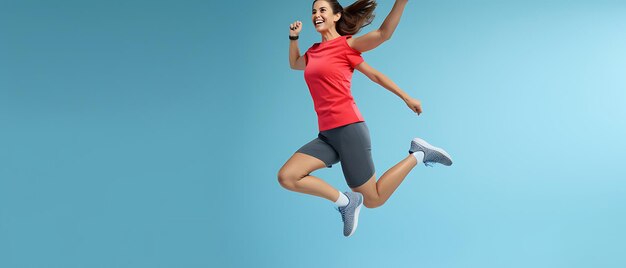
[278,0,452,237]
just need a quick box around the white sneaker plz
[409,138,453,166]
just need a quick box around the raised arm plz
[347,0,408,53]
[288,20,306,70]
[355,61,422,115]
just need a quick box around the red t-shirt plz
[304,35,365,131]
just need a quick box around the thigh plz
[279,137,340,178]
[296,136,340,168]
[327,122,376,188]
[279,152,329,179]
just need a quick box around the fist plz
[289,21,302,36]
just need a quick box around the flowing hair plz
[313,0,377,36]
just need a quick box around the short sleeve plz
[344,36,364,68]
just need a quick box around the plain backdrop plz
[1,0,625,267]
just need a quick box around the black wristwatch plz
[289,35,299,40]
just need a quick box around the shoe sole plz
[346,196,363,237]
[412,138,453,165]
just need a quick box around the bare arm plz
[348,0,409,53]
[288,20,306,70]
[355,61,422,115]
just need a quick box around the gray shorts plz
[296,121,375,188]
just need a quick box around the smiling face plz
[312,0,341,33]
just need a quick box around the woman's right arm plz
[348,0,408,53]
[289,20,306,70]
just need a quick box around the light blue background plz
[2,0,625,267]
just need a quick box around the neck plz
[320,28,341,42]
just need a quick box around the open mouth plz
[315,19,324,26]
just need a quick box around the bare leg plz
[352,154,417,208]
[277,153,340,202]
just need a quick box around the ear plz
[334,12,341,22]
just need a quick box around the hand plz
[289,21,302,36]
[404,97,422,115]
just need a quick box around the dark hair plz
[313,0,377,36]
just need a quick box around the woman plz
[278,0,452,237]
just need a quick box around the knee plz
[277,169,299,190]
[363,198,385,209]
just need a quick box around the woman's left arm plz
[355,61,422,115]
[348,0,409,53]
